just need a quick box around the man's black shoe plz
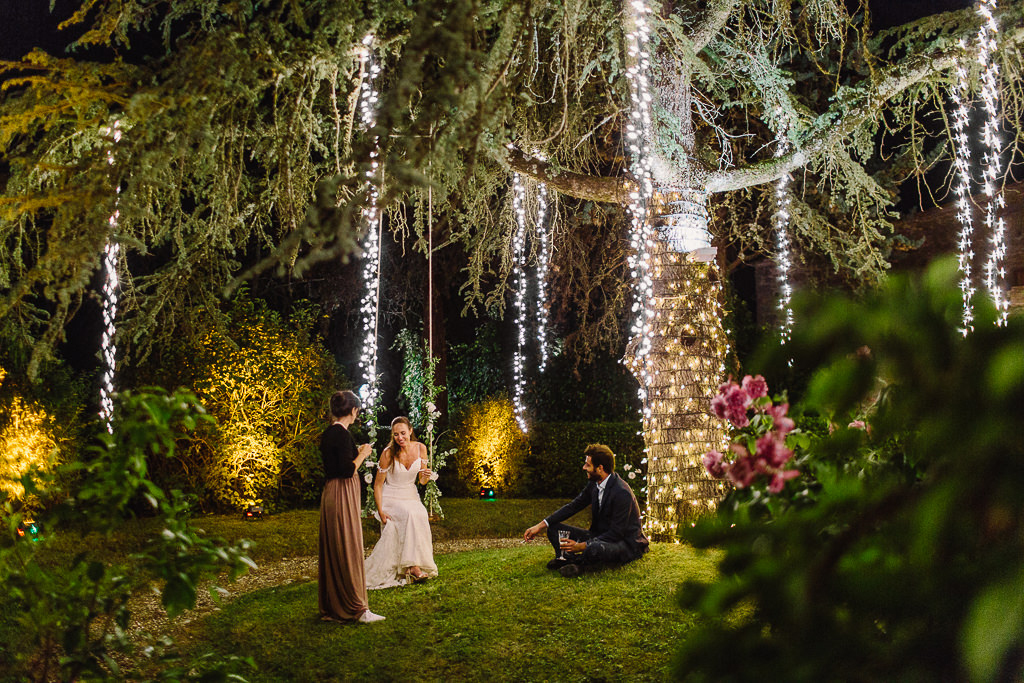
[546,557,569,570]
[559,562,582,578]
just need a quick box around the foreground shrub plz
[676,259,1024,682]
[0,389,254,682]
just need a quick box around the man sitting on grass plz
[523,444,649,577]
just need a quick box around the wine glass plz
[557,529,571,560]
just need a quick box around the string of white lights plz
[512,173,529,431]
[770,111,794,348]
[355,34,384,416]
[534,182,551,369]
[624,0,656,407]
[99,121,122,434]
[950,44,977,335]
[772,114,795,345]
[624,0,656,506]
[977,0,1009,326]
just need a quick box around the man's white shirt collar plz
[596,474,610,505]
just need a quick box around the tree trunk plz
[626,192,729,542]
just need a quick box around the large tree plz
[2,0,1022,532]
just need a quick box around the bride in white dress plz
[364,416,438,589]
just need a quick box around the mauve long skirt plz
[318,476,368,621]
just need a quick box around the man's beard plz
[587,471,601,482]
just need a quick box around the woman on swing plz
[364,416,438,589]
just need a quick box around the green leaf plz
[962,566,1024,682]
[985,344,1024,398]
[162,573,197,618]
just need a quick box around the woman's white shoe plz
[358,610,386,623]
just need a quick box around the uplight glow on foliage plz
[173,297,343,511]
[454,397,527,494]
[0,397,59,500]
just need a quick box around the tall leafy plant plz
[393,329,454,518]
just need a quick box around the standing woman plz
[318,390,384,623]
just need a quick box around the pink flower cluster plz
[704,375,800,493]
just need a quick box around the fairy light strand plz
[950,43,977,335]
[623,0,657,514]
[772,113,796,344]
[535,182,551,369]
[356,33,384,414]
[977,0,1009,326]
[512,173,529,431]
[99,120,122,434]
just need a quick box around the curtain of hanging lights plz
[99,121,122,434]
[622,0,728,541]
[977,0,1009,326]
[356,34,384,416]
[510,171,552,431]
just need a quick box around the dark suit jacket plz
[547,473,649,560]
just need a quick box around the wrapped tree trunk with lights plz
[624,198,731,540]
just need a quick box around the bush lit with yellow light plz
[142,294,344,511]
[453,398,529,495]
[0,396,60,500]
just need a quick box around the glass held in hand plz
[557,529,571,560]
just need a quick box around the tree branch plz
[686,0,740,52]
[502,145,630,203]
[505,4,1024,202]
[707,9,1024,193]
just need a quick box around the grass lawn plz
[179,542,720,682]
[4,499,727,681]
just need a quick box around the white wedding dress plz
[364,456,438,589]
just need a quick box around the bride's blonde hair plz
[383,416,415,470]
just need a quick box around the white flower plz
[363,473,373,483]
[628,472,636,480]
[426,402,436,414]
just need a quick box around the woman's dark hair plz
[329,390,360,419]
[584,443,615,473]
[383,416,415,470]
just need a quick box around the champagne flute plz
[557,529,571,560]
